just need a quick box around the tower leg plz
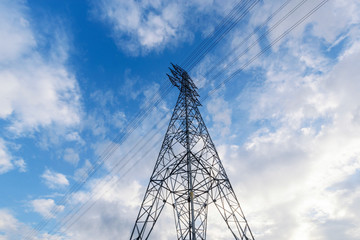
[210,180,254,240]
[130,180,169,240]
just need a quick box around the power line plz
[55,0,330,237]
[207,0,310,82]
[24,0,329,238]
[24,83,174,240]
[71,1,331,224]
[24,0,256,237]
[185,0,261,71]
[55,115,171,237]
[204,0,330,101]
[181,0,256,69]
[205,0,295,78]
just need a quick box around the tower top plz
[167,63,201,106]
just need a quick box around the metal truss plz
[129,64,255,240]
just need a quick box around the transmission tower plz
[129,64,255,240]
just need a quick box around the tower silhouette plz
[130,64,254,240]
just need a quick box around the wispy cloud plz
[1,1,358,239]
[58,1,360,239]
[207,95,232,136]
[41,169,69,189]
[0,209,18,232]
[0,0,35,63]
[0,138,26,174]
[31,198,64,218]
[0,139,14,174]
[0,208,34,239]
[0,0,82,136]
[94,0,186,55]
[92,0,238,55]
[63,148,80,166]
[209,1,360,239]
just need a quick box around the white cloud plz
[0,1,355,239]
[0,0,35,63]
[0,0,81,135]
[65,132,85,145]
[64,176,177,240]
[47,100,173,239]
[87,90,127,135]
[212,2,360,238]
[13,158,26,172]
[93,0,239,55]
[0,209,64,239]
[0,139,14,174]
[63,148,80,166]
[207,95,232,136]
[0,209,18,232]
[55,1,360,239]
[0,209,36,239]
[94,0,185,54]
[0,138,26,174]
[74,160,93,182]
[41,169,69,189]
[31,199,64,219]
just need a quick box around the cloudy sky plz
[0,0,359,239]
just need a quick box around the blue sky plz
[1,0,360,239]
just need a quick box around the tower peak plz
[167,63,201,106]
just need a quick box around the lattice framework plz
[130,64,255,240]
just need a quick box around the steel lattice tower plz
[129,64,255,240]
